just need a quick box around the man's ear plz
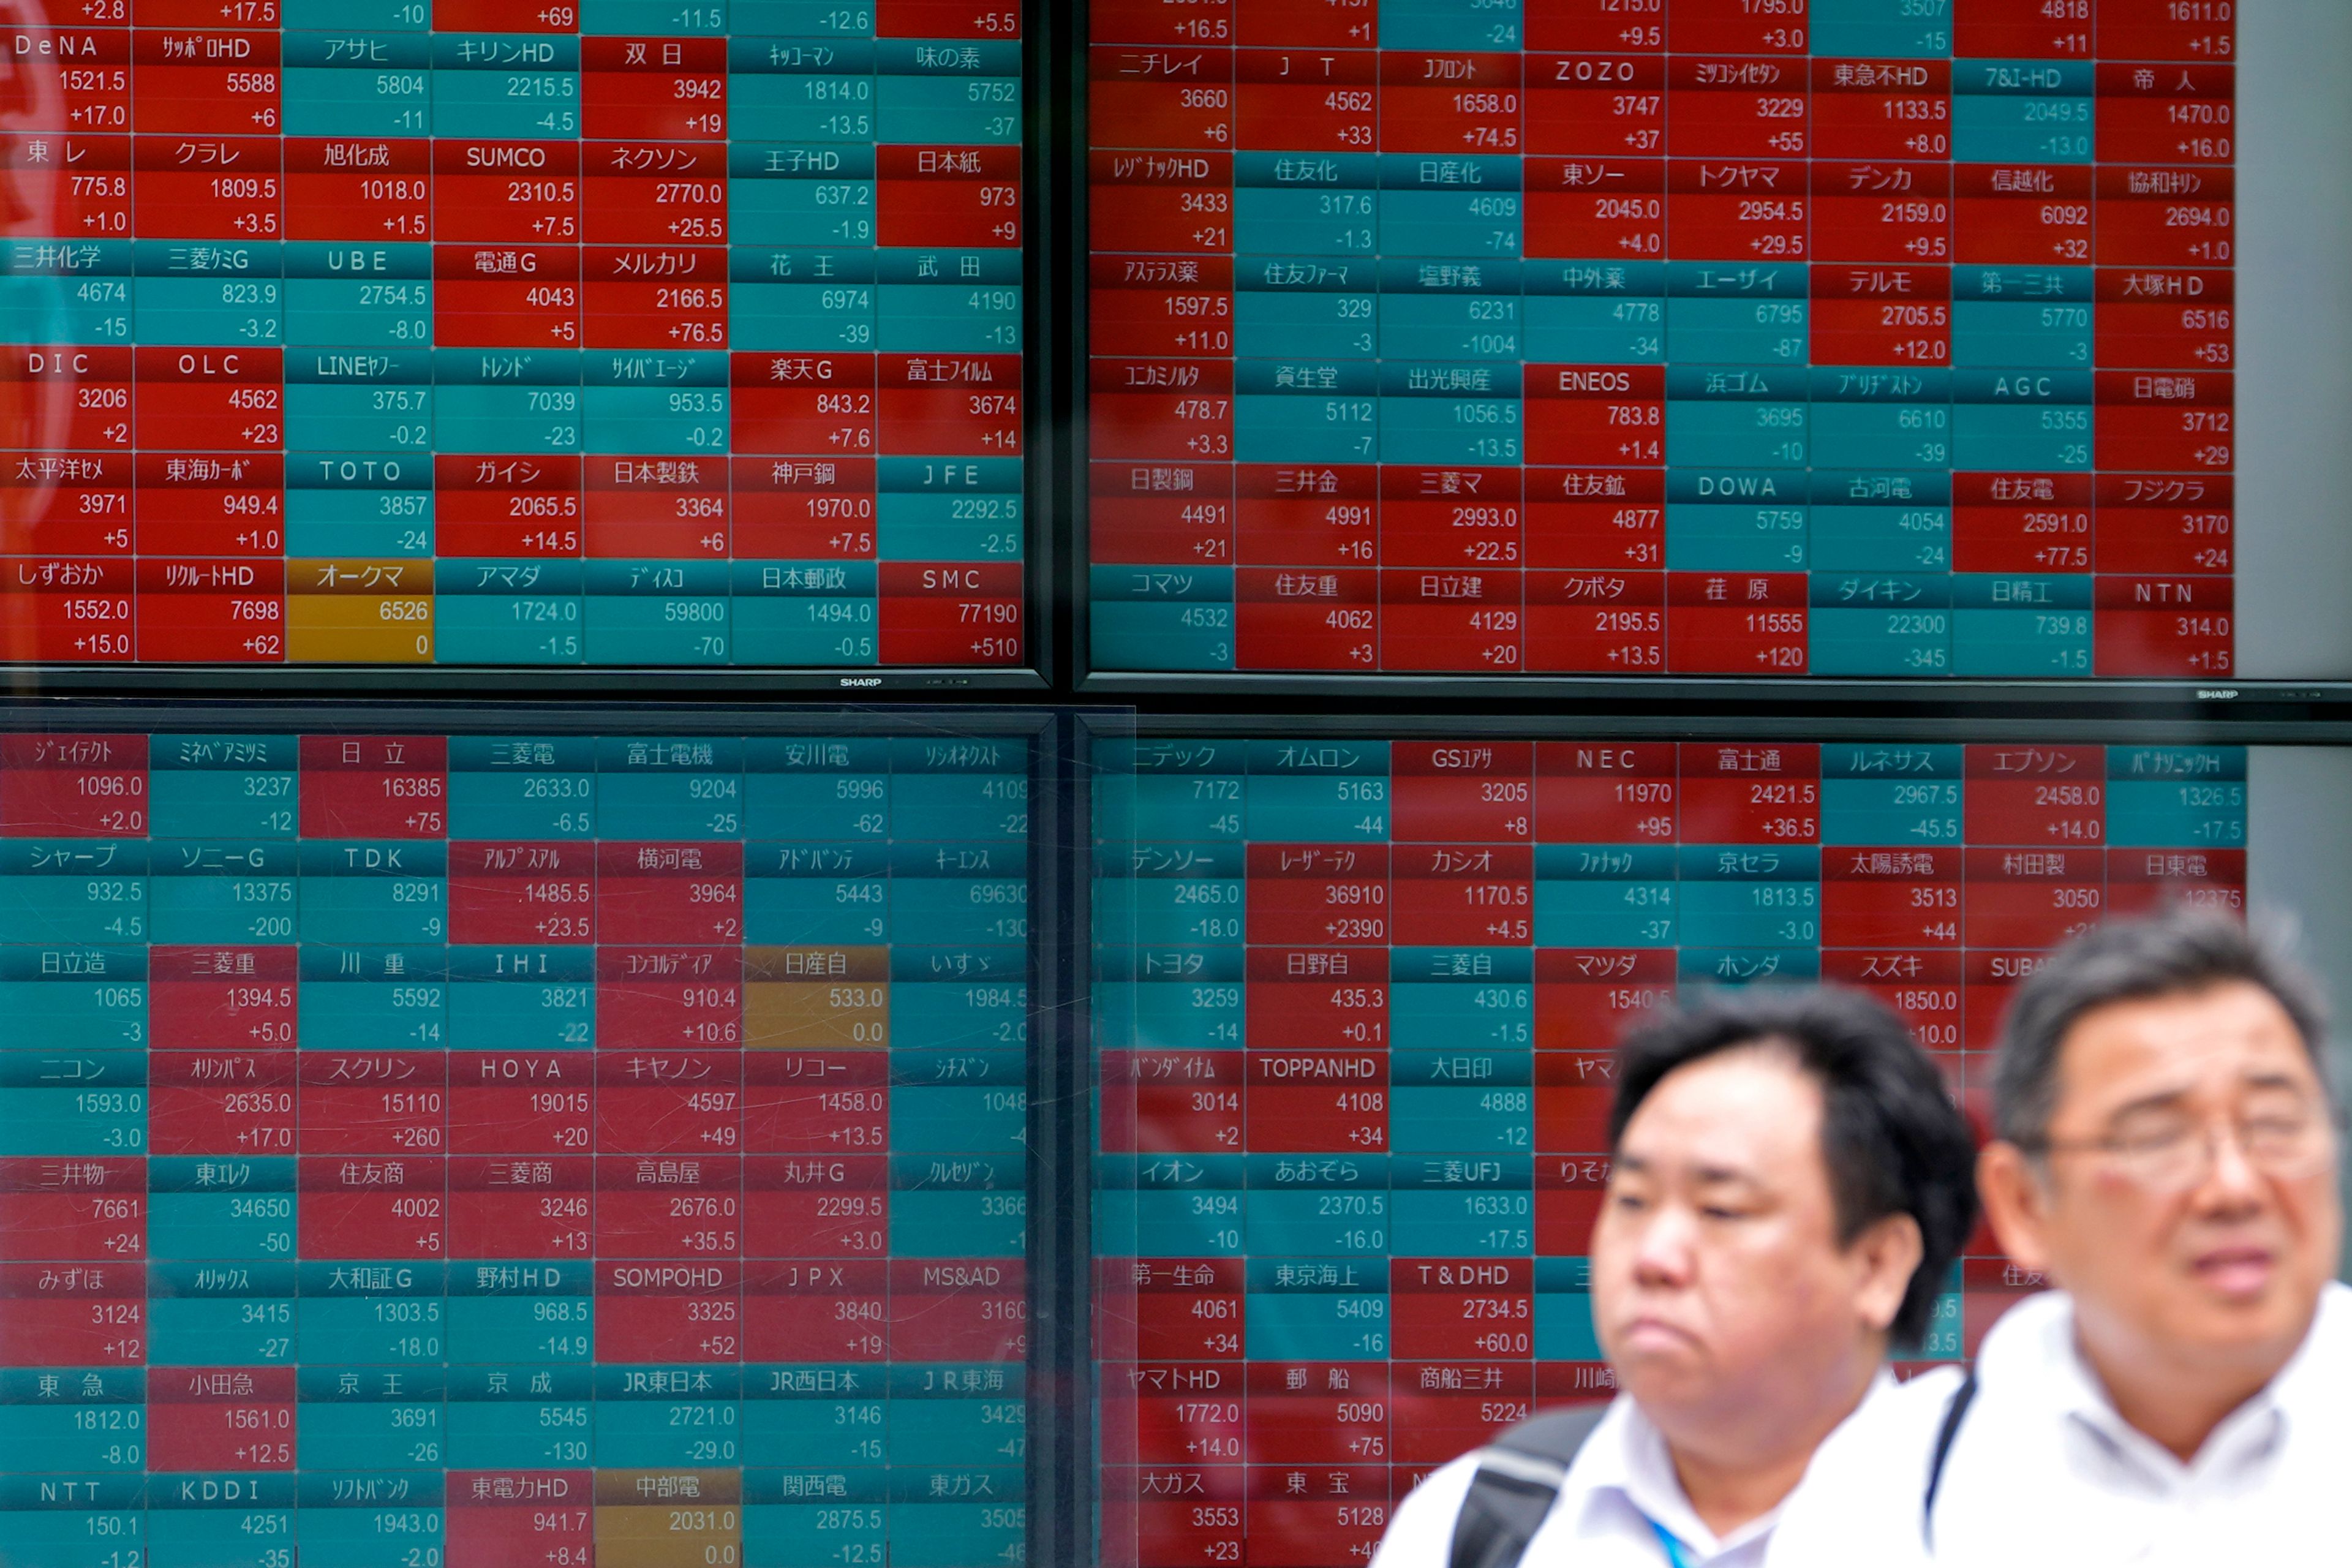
[1850,1212,1924,1336]
[1977,1140,2056,1278]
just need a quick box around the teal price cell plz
[1953,266,2093,367]
[1676,845,1820,948]
[146,1256,298,1363]
[0,845,149,945]
[1234,154,1379,257]
[1098,1154,1245,1257]
[1378,158,1521,258]
[582,559,734,665]
[886,739,1025,840]
[1380,0,1521,48]
[1243,1253,1389,1360]
[888,1392,1023,1469]
[0,1052,145,1157]
[285,353,434,454]
[0,257,129,348]
[1665,263,1809,363]
[1243,1157,1387,1259]
[592,735,744,837]
[892,1082,1025,1160]
[1232,360,1373,463]
[1664,472,1808,573]
[130,242,282,347]
[284,246,432,352]
[744,862,887,946]
[2104,748,2247,848]
[148,843,296,946]
[0,948,148,1051]
[1951,573,2092,675]
[1378,373,1521,466]
[298,1262,448,1368]
[1807,575,1954,677]
[1097,742,1248,843]
[876,249,1021,354]
[1388,949,1531,1052]
[444,1365,594,1469]
[434,561,588,666]
[1812,0,1951,56]
[742,739,892,837]
[1953,59,2092,163]
[145,1476,296,1568]
[281,33,432,137]
[1392,1055,1533,1156]
[1087,565,1234,673]
[890,959,1026,1051]
[297,948,448,1051]
[149,737,301,838]
[745,1469,890,1566]
[285,456,434,560]
[432,348,582,456]
[589,1366,744,1468]
[889,1155,1023,1257]
[448,947,594,1048]
[584,0,731,29]
[728,43,879,146]
[0,1370,145,1476]
[446,736,599,838]
[296,1374,447,1474]
[875,40,1022,144]
[295,843,448,945]
[1242,740,1390,841]
[729,561,881,665]
[292,1492,448,1568]
[1533,1256,1600,1359]
[583,353,728,456]
[1953,369,2092,470]
[876,456,1022,557]
[1524,263,1667,364]
[1114,861,1246,948]
[430,34,580,138]
[742,1372,891,1468]
[445,1263,595,1365]
[1391,1159,1532,1256]
[728,245,877,348]
[1667,365,1807,467]
[887,1472,1027,1568]
[1377,263,1523,361]
[1919,1265,1967,1360]
[1678,945,1825,989]
[1237,273,1379,360]
[1095,946,1244,1052]
[891,874,1024,949]
[0,1476,148,1568]
[1821,746,1964,843]
[1808,472,1951,573]
[1808,368,1952,470]
[736,0,877,28]
[284,0,430,25]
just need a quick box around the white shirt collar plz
[1572,1371,1902,1560]
[1978,1282,2352,1493]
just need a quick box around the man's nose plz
[1629,1204,1699,1286]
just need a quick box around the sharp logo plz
[839,676,882,688]
[2197,688,2239,699]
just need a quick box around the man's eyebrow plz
[2101,1087,2194,1124]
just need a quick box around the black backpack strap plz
[1447,1403,1610,1568]
[1921,1370,1978,1550]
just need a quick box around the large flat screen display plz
[0,717,1033,1567]
[1088,729,2348,1568]
[0,3,1027,671]
[1084,1,2352,682]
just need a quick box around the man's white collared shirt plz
[1368,1368,1953,1567]
[1926,1280,2352,1566]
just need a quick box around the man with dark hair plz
[1370,986,1979,1567]
[1926,908,2350,1562]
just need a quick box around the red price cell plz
[434,452,582,557]
[447,1155,592,1259]
[1665,159,1807,261]
[1527,364,1664,464]
[593,1153,743,1258]
[1525,55,1664,157]
[1809,264,1950,365]
[148,1366,298,1471]
[1822,847,1961,948]
[1953,165,2092,265]
[1234,463,1374,568]
[744,1259,891,1362]
[1390,740,1536,843]
[1237,49,1377,153]
[876,559,1023,665]
[1531,743,1677,843]
[1668,0,1812,55]
[595,1260,742,1362]
[1678,739,1820,842]
[1524,157,1662,257]
[448,840,595,943]
[1091,355,1234,462]
[447,1052,595,1156]
[1666,56,1809,158]
[1962,745,2106,843]
[1101,1050,1244,1154]
[581,39,729,141]
[2095,472,2231,575]
[1242,945,1389,1055]
[1664,569,1807,675]
[1390,842,1534,943]
[1525,464,1663,570]
[876,144,1019,247]
[743,1153,888,1256]
[1378,51,1522,155]
[1234,565,1376,668]
[1809,161,1951,263]
[284,137,429,243]
[1953,471,2092,575]
[886,1256,1027,1360]
[1961,846,2105,949]
[2094,573,2233,677]
[149,1050,296,1154]
[592,1047,743,1153]
[1090,460,1232,566]
[1809,59,1951,160]
[2095,166,2234,268]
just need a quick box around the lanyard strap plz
[1648,1520,1697,1568]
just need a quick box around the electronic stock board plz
[0,717,1036,1567]
[1085,2,2255,679]
[0,1,1028,671]
[1094,731,2250,1566]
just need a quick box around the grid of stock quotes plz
[0,727,1034,1567]
[1086,1,2239,677]
[0,0,1025,668]
[1093,736,2248,1567]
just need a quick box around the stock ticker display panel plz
[1087,2,2241,679]
[0,2,1026,670]
[1093,734,2247,1567]
[0,725,1034,1567]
